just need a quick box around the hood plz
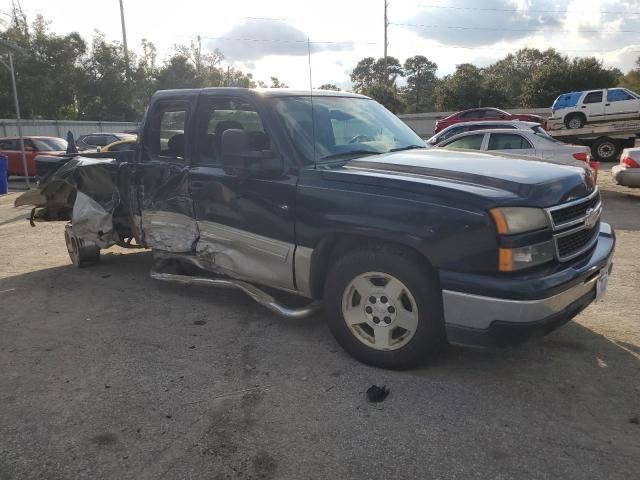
[330,148,595,207]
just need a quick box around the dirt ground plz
[1,165,639,480]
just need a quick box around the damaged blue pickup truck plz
[16,88,615,369]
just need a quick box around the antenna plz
[307,38,317,166]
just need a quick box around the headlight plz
[499,241,555,271]
[490,207,549,234]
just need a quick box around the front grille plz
[556,221,600,260]
[546,189,602,261]
[550,190,600,227]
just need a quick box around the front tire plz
[323,244,444,369]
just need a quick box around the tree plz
[350,56,404,111]
[173,37,224,87]
[269,76,288,88]
[363,83,405,113]
[222,67,256,88]
[618,58,640,92]
[0,14,87,119]
[76,34,138,121]
[350,56,403,91]
[402,55,438,112]
[434,63,485,111]
[317,83,340,91]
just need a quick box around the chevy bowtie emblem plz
[584,207,599,229]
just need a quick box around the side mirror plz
[221,129,282,178]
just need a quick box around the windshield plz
[31,137,68,151]
[271,96,424,163]
[533,127,564,144]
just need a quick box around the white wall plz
[0,119,140,139]
[399,108,552,138]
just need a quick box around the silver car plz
[612,148,640,187]
[436,128,592,166]
[425,120,551,147]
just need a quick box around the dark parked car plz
[75,133,136,151]
[16,88,614,369]
[434,108,545,134]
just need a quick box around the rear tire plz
[323,244,444,369]
[591,137,620,162]
[564,113,585,129]
[65,225,100,268]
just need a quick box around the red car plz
[434,108,545,133]
[0,136,67,176]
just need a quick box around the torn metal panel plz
[14,156,120,216]
[134,164,198,252]
[14,156,134,249]
[71,192,117,248]
[141,210,199,253]
[196,220,295,291]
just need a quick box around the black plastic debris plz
[366,384,390,402]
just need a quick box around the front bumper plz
[612,165,640,188]
[441,222,615,347]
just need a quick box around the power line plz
[413,3,640,15]
[199,36,378,45]
[194,33,636,56]
[390,22,640,34]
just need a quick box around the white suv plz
[550,88,640,129]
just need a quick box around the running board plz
[150,269,323,319]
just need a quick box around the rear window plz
[487,133,532,150]
[583,91,603,104]
[443,134,484,150]
[552,92,581,111]
[459,110,481,119]
[0,139,18,150]
[32,138,68,151]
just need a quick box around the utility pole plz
[384,0,388,59]
[0,38,29,189]
[118,0,130,78]
[384,0,389,85]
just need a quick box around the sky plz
[3,0,640,89]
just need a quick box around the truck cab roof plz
[151,87,368,100]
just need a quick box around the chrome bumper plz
[612,165,640,187]
[442,269,603,331]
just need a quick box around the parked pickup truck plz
[15,88,615,369]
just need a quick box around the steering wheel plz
[348,134,373,144]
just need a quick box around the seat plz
[167,133,185,158]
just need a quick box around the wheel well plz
[566,112,586,121]
[308,234,436,299]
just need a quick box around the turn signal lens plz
[498,241,555,272]
[499,248,513,271]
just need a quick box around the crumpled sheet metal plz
[140,210,199,253]
[14,156,123,246]
[136,166,199,252]
[71,191,118,248]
